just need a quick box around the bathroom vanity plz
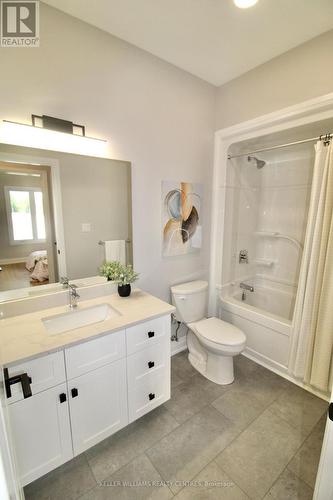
[1,290,174,486]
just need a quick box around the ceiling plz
[43,0,333,86]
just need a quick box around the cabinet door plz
[69,359,128,455]
[9,383,73,486]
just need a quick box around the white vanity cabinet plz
[4,313,171,486]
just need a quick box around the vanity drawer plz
[5,352,66,404]
[128,367,170,423]
[127,343,169,387]
[65,329,126,380]
[126,315,170,355]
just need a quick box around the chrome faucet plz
[68,283,80,309]
[240,282,254,301]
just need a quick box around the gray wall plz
[216,29,333,129]
[0,3,215,301]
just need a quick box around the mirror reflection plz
[0,144,132,302]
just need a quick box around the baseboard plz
[242,351,329,402]
[0,257,26,265]
[244,347,289,374]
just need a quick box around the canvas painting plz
[162,181,202,257]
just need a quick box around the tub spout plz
[240,282,254,292]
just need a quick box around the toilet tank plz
[171,280,208,323]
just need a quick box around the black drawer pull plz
[59,393,67,403]
[148,331,155,338]
[71,388,79,398]
[4,368,32,399]
[149,393,155,401]
[148,361,155,369]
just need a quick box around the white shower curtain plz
[290,140,333,393]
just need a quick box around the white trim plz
[241,351,329,402]
[0,152,67,278]
[0,258,26,266]
[314,386,333,499]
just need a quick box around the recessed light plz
[234,0,259,8]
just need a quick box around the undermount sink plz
[42,303,120,335]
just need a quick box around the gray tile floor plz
[24,351,328,500]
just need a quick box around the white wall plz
[216,29,333,129]
[0,3,215,301]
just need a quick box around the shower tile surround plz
[219,143,316,374]
[24,351,327,500]
[222,145,314,292]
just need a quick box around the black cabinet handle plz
[4,368,32,399]
[148,331,155,338]
[329,403,333,422]
[149,393,155,401]
[148,361,155,369]
[59,393,67,403]
[71,388,78,398]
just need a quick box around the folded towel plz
[104,240,126,264]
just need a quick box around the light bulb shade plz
[234,0,258,8]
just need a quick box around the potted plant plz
[114,264,139,297]
[100,261,139,297]
[99,261,123,282]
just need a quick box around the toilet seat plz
[191,317,246,351]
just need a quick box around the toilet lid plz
[195,317,246,346]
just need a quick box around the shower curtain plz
[291,140,333,394]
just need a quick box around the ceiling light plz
[234,0,258,8]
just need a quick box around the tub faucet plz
[240,282,254,292]
[68,283,80,309]
[240,282,254,301]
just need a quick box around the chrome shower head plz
[247,156,266,169]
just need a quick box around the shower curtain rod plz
[227,132,332,160]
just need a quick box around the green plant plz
[99,261,123,281]
[115,264,139,286]
[100,261,139,286]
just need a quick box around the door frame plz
[0,151,67,278]
[313,392,333,499]
[0,375,23,499]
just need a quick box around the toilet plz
[171,280,246,385]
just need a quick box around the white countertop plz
[0,289,175,366]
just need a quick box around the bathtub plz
[219,282,296,371]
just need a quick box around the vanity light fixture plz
[234,0,258,8]
[0,115,108,157]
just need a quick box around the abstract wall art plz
[162,181,202,257]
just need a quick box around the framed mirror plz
[0,143,132,302]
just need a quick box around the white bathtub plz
[219,283,296,371]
